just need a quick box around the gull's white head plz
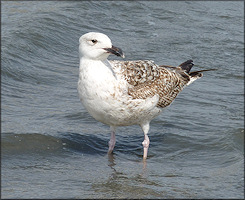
[79,32,124,60]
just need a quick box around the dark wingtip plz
[189,68,218,77]
[179,60,194,73]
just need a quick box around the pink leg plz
[108,127,116,154]
[142,135,150,159]
[141,123,150,159]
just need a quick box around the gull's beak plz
[104,45,125,58]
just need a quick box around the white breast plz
[78,58,161,126]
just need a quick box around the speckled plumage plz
[110,60,200,108]
[78,32,210,159]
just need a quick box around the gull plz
[78,32,214,159]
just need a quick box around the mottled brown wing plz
[111,60,160,85]
[111,60,190,108]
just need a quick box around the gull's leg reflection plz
[107,150,148,180]
[142,158,147,171]
[107,153,118,180]
[108,152,116,168]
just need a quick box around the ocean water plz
[1,1,244,199]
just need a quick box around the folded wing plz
[111,60,209,108]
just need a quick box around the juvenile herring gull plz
[78,32,214,159]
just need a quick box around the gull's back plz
[110,59,200,108]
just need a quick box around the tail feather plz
[178,60,217,85]
[179,60,217,77]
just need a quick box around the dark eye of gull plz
[91,39,97,44]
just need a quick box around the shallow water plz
[1,1,244,199]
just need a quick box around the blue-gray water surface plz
[1,1,244,199]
